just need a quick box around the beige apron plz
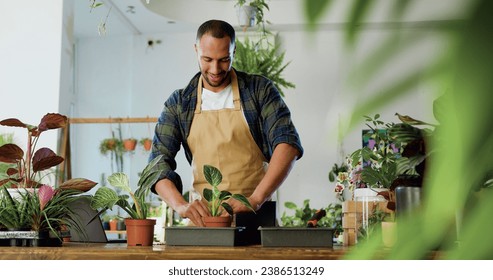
[187,70,266,198]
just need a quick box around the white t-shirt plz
[201,84,234,110]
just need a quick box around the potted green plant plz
[233,37,295,97]
[0,113,98,246]
[342,113,435,244]
[235,0,269,28]
[256,199,337,247]
[139,137,152,152]
[99,136,124,173]
[99,137,122,155]
[202,164,254,227]
[89,155,163,246]
[122,138,137,152]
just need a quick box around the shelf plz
[105,230,126,235]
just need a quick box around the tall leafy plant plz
[234,37,295,97]
[233,1,294,97]
[90,155,163,219]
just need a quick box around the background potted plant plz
[139,137,152,152]
[281,199,342,230]
[233,0,294,98]
[99,136,124,173]
[99,137,121,155]
[0,113,97,246]
[233,36,295,97]
[341,112,436,244]
[235,0,269,28]
[122,138,137,152]
[90,155,162,246]
[254,199,339,247]
[202,164,254,227]
[329,162,351,202]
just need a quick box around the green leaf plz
[89,187,119,210]
[304,0,333,30]
[218,191,232,201]
[203,188,213,202]
[221,202,234,216]
[134,170,160,199]
[203,165,222,187]
[107,172,132,193]
[345,0,376,46]
[284,201,297,209]
[137,155,162,187]
[232,193,254,211]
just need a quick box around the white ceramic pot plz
[353,188,387,201]
[236,5,256,27]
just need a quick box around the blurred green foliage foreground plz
[303,0,493,259]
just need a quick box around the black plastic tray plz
[259,227,334,247]
[165,227,246,246]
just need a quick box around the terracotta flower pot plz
[125,218,156,246]
[141,139,152,151]
[202,216,232,227]
[123,139,137,151]
[109,219,118,231]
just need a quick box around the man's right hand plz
[155,179,210,227]
[175,200,210,227]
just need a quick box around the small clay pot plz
[202,216,232,227]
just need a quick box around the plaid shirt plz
[149,69,303,193]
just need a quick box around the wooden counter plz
[0,242,346,260]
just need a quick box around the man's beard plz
[199,66,230,88]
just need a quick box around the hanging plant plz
[139,138,152,152]
[99,135,124,173]
[233,37,295,97]
[122,138,137,152]
[99,138,121,155]
[235,0,270,28]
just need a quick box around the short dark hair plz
[196,20,235,45]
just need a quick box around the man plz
[149,19,303,227]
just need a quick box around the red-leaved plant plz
[0,113,97,239]
[0,113,95,191]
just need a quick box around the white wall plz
[0,0,69,173]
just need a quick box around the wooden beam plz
[68,117,157,124]
[59,117,157,182]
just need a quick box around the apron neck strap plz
[195,69,240,114]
